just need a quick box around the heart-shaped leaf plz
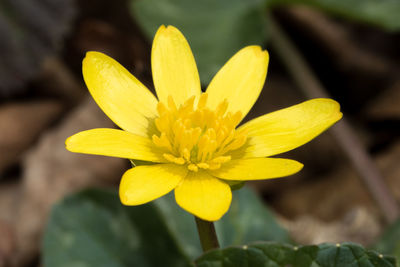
[195,242,396,267]
[154,186,291,259]
[43,186,290,265]
[43,189,191,267]
[375,218,400,263]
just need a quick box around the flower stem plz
[194,217,220,252]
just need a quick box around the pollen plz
[152,93,247,171]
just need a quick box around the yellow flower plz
[66,25,342,221]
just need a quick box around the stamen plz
[157,102,168,115]
[167,95,177,111]
[188,164,198,172]
[197,162,210,169]
[152,93,247,171]
[182,148,190,161]
[163,153,185,165]
[215,99,228,117]
[152,132,172,150]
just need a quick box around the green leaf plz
[225,180,245,191]
[217,186,291,246]
[195,242,397,267]
[130,0,400,89]
[43,186,290,265]
[154,186,291,259]
[43,189,191,267]
[43,188,393,267]
[130,0,267,85]
[374,218,400,263]
[268,0,400,31]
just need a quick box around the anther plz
[182,148,190,161]
[163,153,185,165]
[188,164,198,172]
[154,94,248,172]
[157,102,168,115]
[167,95,177,111]
[197,163,210,169]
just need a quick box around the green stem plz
[195,217,220,252]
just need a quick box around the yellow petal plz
[151,25,201,106]
[120,164,187,205]
[205,46,269,120]
[83,52,158,137]
[66,128,165,162]
[209,158,303,180]
[175,171,231,221]
[234,98,343,158]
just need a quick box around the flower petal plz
[83,51,158,137]
[66,128,165,162]
[205,46,269,120]
[151,25,201,106]
[209,158,303,180]
[175,171,232,221]
[234,98,343,158]
[120,164,187,205]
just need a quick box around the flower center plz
[152,93,247,171]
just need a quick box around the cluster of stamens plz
[152,93,247,171]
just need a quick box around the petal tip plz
[119,188,129,205]
[119,193,132,206]
[155,24,180,37]
[244,45,269,60]
[84,51,104,62]
[65,136,71,148]
[64,135,75,152]
[322,98,343,122]
[188,204,230,222]
[82,51,107,71]
[119,171,132,205]
[175,183,232,222]
[296,161,304,172]
[197,213,224,222]
[155,24,166,33]
[164,24,178,31]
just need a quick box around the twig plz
[267,15,399,223]
[284,7,397,77]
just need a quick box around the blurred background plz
[0,0,399,266]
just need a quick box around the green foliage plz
[195,242,397,267]
[375,218,400,263]
[154,186,291,259]
[217,186,291,247]
[131,0,267,85]
[268,0,400,31]
[130,0,400,90]
[43,188,394,266]
[42,189,190,267]
[43,187,289,266]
